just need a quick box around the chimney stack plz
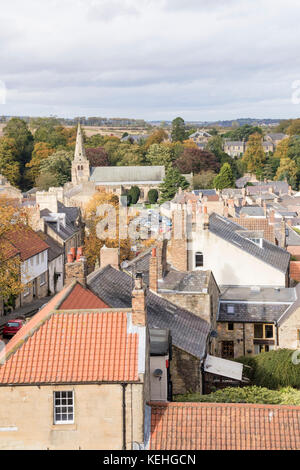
[280,218,287,249]
[203,206,209,229]
[149,248,158,293]
[65,249,87,287]
[100,245,119,270]
[131,273,147,326]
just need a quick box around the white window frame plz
[195,252,204,268]
[53,391,74,425]
[40,272,46,287]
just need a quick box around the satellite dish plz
[153,369,163,378]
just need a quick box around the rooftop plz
[209,213,290,273]
[149,402,300,450]
[88,265,211,359]
[0,282,139,385]
[5,225,49,261]
[90,165,165,184]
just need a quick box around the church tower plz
[71,123,90,185]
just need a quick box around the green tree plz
[0,137,21,186]
[159,166,189,202]
[206,135,224,160]
[128,186,140,204]
[148,189,159,204]
[193,171,216,189]
[3,118,34,167]
[242,133,266,178]
[39,150,73,186]
[146,143,172,167]
[275,157,299,189]
[213,163,235,189]
[287,119,300,136]
[171,117,187,142]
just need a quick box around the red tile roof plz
[0,283,139,384]
[0,239,19,260]
[150,402,300,450]
[5,225,49,261]
[59,283,109,310]
[290,261,300,282]
[232,217,275,244]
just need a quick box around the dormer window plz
[248,237,263,248]
[227,305,235,314]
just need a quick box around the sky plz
[1,0,300,121]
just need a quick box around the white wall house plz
[188,213,290,288]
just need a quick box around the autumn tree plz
[287,119,300,136]
[242,133,266,178]
[83,192,132,269]
[145,128,168,149]
[274,137,290,160]
[0,199,26,303]
[25,142,54,186]
[146,143,173,167]
[0,137,21,186]
[193,171,216,190]
[175,148,220,174]
[275,158,299,189]
[86,147,109,167]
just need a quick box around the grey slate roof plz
[246,182,289,196]
[193,190,217,197]
[125,249,152,286]
[219,286,296,303]
[218,302,290,323]
[90,166,165,184]
[239,206,265,217]
[37,232,63,262]
[158,270,210,293]
[41,202,81,241]
[209,213,290,273]
[87,265,211,359]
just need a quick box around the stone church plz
[67,123,168,203]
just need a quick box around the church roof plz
[90,165,165,184]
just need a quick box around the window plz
[41,252,44,263]
[23,286,30,297]
[227,305,235,314]
[297,330,300,348]
[222,341,234,359]
[228,322,234,331]
[40,272,46,286]
[54,391,74,424]
[195,252,203,268]
[254,324,274,339]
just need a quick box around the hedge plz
[175,386,300,405]
[235,349,300,390]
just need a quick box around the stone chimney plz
[131,273,147,326]
[65,250,87,287]
[280,218,287,249]
[203,206,209,229]
[168,208,188,271]
[269,209,275,224]
[100,245,119,270]
[156,238,168,280]
[149,248,158,293]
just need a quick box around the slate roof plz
[90,165,165,184]
[41,202,81,241]
[246,181,289,195]
[208,213,290,273]
[158,270,210,292]
[126,249,152,286]
[218,285,295,323]
[239,206,265,217]
[37,232,63,262]
[149,402,300,450]
[0,283,139,385]
[88,265,211,359]
[218,302,289,323]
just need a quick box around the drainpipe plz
[243,324,246,356]
[122,384,127,450]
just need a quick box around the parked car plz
[2,319,25,337]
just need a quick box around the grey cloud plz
[86,0,139,22]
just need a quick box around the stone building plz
[216,284,300,358]
[0,275,150,450]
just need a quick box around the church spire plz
[74,122,86,161]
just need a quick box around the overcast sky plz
[1,0,300,121]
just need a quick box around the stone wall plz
[216,322,255,358]
[279,307,300,350]
[170,346,202,396]
[159,291,211,323]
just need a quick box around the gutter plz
[122,384,127,451]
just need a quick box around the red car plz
[2,319,24,337]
